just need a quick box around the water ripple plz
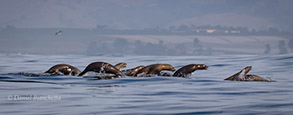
[0,53,292,114]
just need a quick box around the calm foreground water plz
[0,53,292,115]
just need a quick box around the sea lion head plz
[243,66,252,75]
[115,62,127,70]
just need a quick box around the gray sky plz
[0,0,292,30]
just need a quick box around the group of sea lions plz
[44,61,273,82]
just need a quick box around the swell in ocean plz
[0,53,293,114]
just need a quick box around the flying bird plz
[55,30,62,36]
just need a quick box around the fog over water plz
[0,0,293,55]
[1,0,293,30]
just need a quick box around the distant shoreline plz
[0,28,292,55]
[1,27,292,36]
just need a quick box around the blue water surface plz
[0,53,293,115]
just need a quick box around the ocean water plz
[0,53,292,115]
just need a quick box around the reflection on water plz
[0,53,293,114]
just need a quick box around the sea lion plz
[121,65,145,76]
[78,62,122,77]
[114,62,127,70]
[224,66,272,82]
[134,64,176,77]
[44,64,81,76]
[173,64,208,77]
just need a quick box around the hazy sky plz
[0,0,292,30]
